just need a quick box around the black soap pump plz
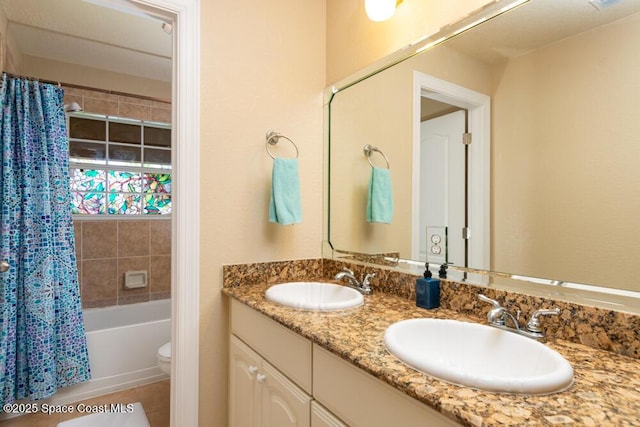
[415,263,440,309]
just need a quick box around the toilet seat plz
[157,342,171,362]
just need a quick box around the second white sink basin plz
[384,318,573,394]
[265,282,364,311]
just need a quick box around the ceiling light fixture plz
[365,0,403,22]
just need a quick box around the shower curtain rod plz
[1,71,170,104]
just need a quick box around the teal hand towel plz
[269,157,302,225]
[367,166,393,223]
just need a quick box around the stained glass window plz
[108,193,142,215]
[144,194,172,215]
[109,171,142,193]
[144,174,172,194]
[68,114,172,216]
[71,169,106,192]
[72,192,106,215]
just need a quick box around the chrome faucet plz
[478,294,560,340]
[526,308,562,335]
[334,267,374,295]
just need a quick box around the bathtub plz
[51,299,171,405]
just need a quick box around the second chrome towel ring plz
[363,144,390,169]
[266,131,299,159]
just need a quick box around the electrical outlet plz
[426,226,447,265]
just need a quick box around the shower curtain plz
[0,74,90,405]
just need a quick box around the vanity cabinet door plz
[260,360,311,427]
[230,336,262,427]
[230,335,311,427]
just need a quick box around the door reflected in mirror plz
[417,109,465,265]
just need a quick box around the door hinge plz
[462,133,472,145]
[462,227,471,239]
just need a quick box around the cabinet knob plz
[256,373,266,383]
[0,260,9,273]
[248,365,258,375]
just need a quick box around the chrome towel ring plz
[266,131,299,159]
[363,144,390,169]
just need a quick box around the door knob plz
[0,260,9,273]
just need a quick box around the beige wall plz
[491,12,640,289]
[0,5,5,72]
[326,0,492,83]
[199,0,326,425]
[0,6,21,74]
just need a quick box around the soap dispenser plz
[415,263,440,309]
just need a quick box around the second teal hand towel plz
[367,166,393,223]
[269,157,302,225]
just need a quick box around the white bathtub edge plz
[49,367,169,406]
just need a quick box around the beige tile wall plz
[62,86,171,123]
[74,219,171,308]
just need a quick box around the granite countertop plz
[223,282,640,426]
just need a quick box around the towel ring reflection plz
[363,144,390,169]
[266,131,299,159]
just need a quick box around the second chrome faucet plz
[478,294,560,340]
[334,267,375,295]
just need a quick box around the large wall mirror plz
[326,0,640,310]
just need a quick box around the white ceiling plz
[0,0,172,82]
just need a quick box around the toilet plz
[157,342,171,376]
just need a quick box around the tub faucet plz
[334,267,374,295]
[478,294,560,340]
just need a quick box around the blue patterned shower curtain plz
[0,74,90,405]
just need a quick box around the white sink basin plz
[384,318,573,394]
[265,282,364,311]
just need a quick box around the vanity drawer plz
[313,344,460,427]
[231,299,312,393]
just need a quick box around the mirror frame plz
[322,0,640,314]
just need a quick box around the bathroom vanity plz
[223,266,640,427]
